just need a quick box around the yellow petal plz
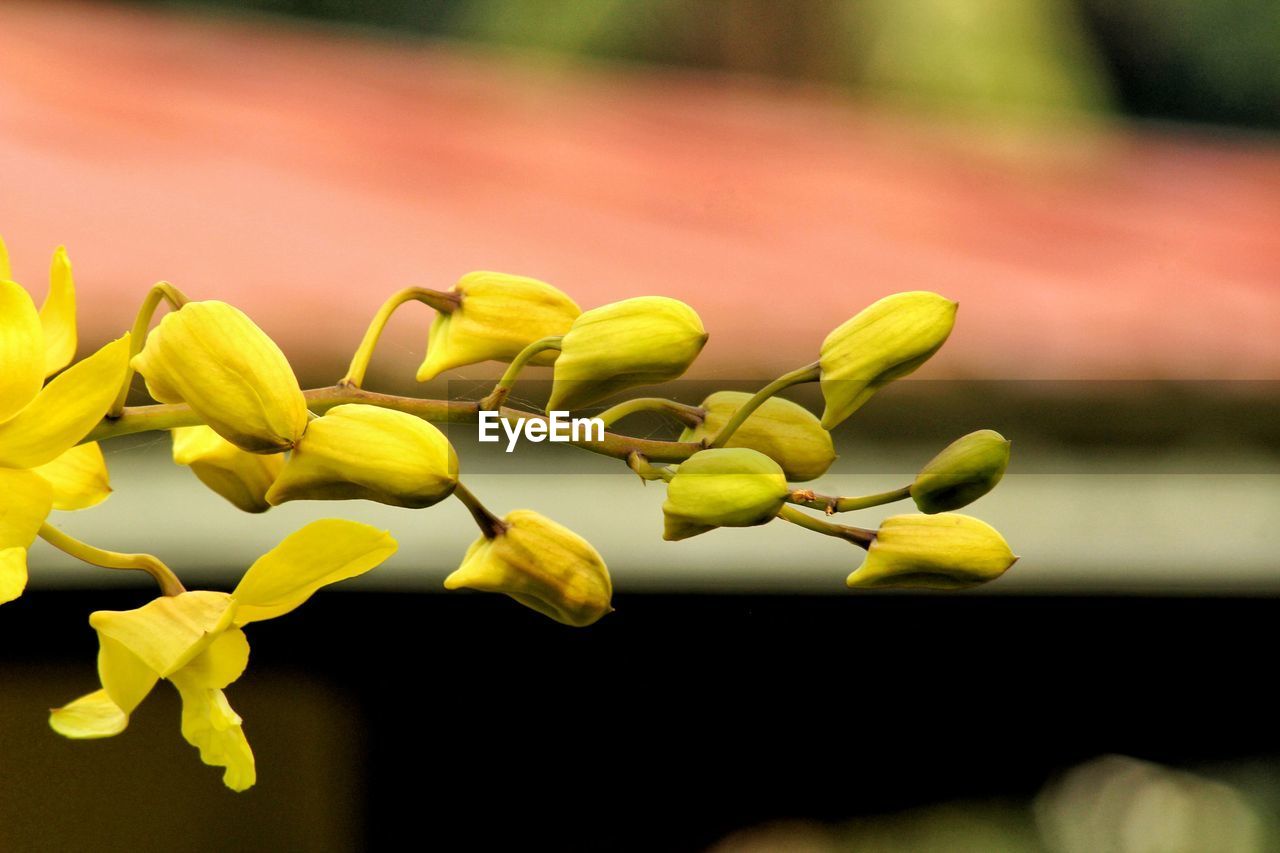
[0,334,131,469]
[90,590,235,678]
[0,547,29,606]
[0,467,52,547]
[0,234,9,280]
[0,278,45,423]
[130,301,307,453]
[97,634,160,715]
[171,673,256,792]
[0,469,53,602]
[32,442,111,511]
[232,519,397,625]
[172,426,282,513]
[39,246,77,377]
[265,404,457,509]
[182,628,250,689]
[49,689,129,739]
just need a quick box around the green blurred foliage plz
[1080,0,1280,128]
[135,0,1279,128]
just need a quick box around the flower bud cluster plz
[2,234,1021,794]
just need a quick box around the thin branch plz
[38,523,186,596]
[84,385,705,463]
[786,485,912,515]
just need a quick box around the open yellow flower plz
[49,519,398,791]
[0,239,131,602]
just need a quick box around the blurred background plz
[1,0,1277,849]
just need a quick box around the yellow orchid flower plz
[50,519,398,791]
[0,239,131,603]
[131,300,308,453]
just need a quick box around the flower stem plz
[83,386,705,462]
[341,287,462,388]
[707,362,820,448]
[38,523,186,596]
[478,336,562,411]
[598,398,705,429]
[451,483,507,539]
[777,506,875,549]
[108,282,189,418]
[787,485,912,514]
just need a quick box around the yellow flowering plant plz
[3,233,1017,791]
[49,519,397,791]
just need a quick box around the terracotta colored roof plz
[2,1,1277,381]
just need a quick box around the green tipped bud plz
[444,510,613,627]
[680,391,836,482]
[662,448,789,541]
[547,296,707,411]
[266,404,458,509]
[171,425,284,514]
[846,513,1018,590]
[416,272,580,381]
[911,429,1010,514]
[819,291,957,430]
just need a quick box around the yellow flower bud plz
[416,272,580,381]
[819,291,957,430]
[172,426,284,514]
[132,301,308,453]
[444,509,612,627]
[266,404,458,509]
[911,429,1010,514]
[662,448,790,541]
[680,391,836,482]
[846,513,1018,590]
[547,296,708,411]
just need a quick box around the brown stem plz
[787,485,912,515]
[84,386,705,463]
[451,483,507,539]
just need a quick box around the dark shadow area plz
[2,589,1276,850]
